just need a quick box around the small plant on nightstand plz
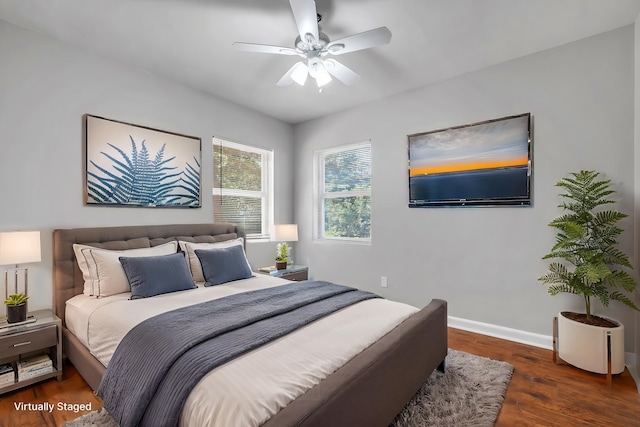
[275,243,290,270]
[4,293,29,324]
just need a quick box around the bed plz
[53,223,448,427]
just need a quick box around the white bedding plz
[66,276,418,427]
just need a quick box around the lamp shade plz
[0,231,42,265]
[272,224,298,242]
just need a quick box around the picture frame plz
[84,115,202,208]
[408,113,532,207]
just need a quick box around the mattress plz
[65,275,418,427]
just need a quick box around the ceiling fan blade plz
[326,26,392,55]
[233,42,299,56]
[289,0,319,44]
[324,59,360,86]
[277,62,309,86]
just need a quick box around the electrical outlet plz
[381,276,388,288]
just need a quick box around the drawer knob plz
[13,341,32,348]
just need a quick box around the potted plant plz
[275,242,290,270]
[4,293,29,324]
[539,170,638,374]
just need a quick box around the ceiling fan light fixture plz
[307,58,324,77]
[233,0,392,90]
[315,70,332,87]
[291,62,309,85]
[307,57,331,87]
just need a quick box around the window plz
[314,142,372,241]
[213,138,273,239]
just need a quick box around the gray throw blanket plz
[97,281,379,427]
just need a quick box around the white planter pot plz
[557,312,625,374]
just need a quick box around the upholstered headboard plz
[52,223,245,326]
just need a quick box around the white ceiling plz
[1,0,640,124]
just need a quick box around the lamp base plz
[5,266,29,300]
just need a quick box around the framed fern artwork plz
[84,115,201,208]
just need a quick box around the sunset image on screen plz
[408,114,530,205]
[409,115,529,177]
[409,154,529,176]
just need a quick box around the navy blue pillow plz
[119,253,197,299]
[195,245,253,286]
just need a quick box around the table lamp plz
[272,224,298,267]
[0,231,42,300]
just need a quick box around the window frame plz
[212,137,274,240]
[313,141,372,243]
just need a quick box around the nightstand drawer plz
[282,270,308,281]
[1,325,57,358]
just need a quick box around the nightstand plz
[257,265,309,281]
[0,309,62,395]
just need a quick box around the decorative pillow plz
[119,253,197,300]
[73,238,151,296]
[178,238,245,283]
[195,245,253,286]
[79,242,178,297]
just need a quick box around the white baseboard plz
[448,316,637,379]
[624,354,640,392]
[626,353,636,369]
[448,316,553,349]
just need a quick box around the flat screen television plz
[408,113,532,207]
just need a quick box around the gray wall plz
[0,20,295,311]
[293,26,637,350]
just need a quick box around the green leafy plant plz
[275,242,290,263]
[539,170,639,320]
[4,293,29,306]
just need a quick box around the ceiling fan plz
[233,0,392,89]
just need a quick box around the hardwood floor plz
[0,359,101,427]
[449,327,640,427]
[1,327,639,426]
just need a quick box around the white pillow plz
[73,243,101,296]
[73,242,178,297]
[178,238,247,283]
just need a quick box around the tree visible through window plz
[213,138,273,238]
[315,142,371,241]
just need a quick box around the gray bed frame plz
[53,223,448,427]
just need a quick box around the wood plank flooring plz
[449,327,640,427]
[1,327,639,426]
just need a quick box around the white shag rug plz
[65,349,513,427]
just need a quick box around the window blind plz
[315,142,372,241]
[213,138,272,238]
